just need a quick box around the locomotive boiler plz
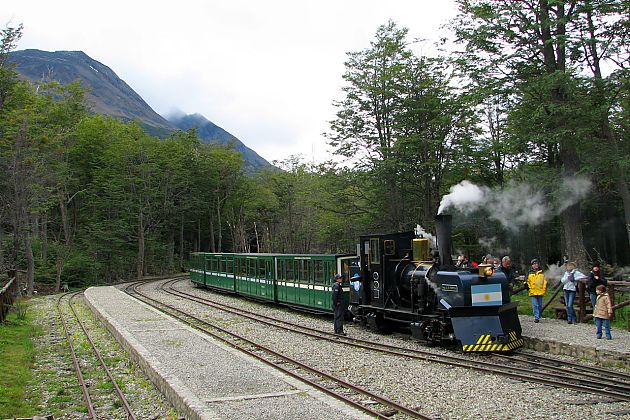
[349,214,523,352]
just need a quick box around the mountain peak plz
[10,49,273,172]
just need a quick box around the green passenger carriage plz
[189,252,358,312]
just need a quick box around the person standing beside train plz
[560,262,587,324]
[332,274,346,336]
[587,262,607,309]
[526,259,547,323]
[498,256,516,289]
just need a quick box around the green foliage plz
[0,310,40,418]
[2,10,630,288]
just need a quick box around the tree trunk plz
[41,214,47,261]
[60,197,70,244]
[0,224,4,272]
[559,146,588,268]
[179,213,184,272]
[254,222,260,253]
[561,204,587,268]
[216,196,223,252]
[24,225,34,296]
[137,210,145,280]
[619,181,630,251]
[167,229,175,274]
[209,216,216,253]
[583,4,630,254]
[55,253,64,293]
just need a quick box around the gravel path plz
[134,278,630,420]
[520,314,630,353]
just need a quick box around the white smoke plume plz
[544,263,566,286]
[437,180,488,215]
[478,236,497,250]
[437,176,592,232]
[611,266,630,280]
[556,177,593,213]
[478,236,510,256]
[414,224,437,248]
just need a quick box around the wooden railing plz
[0,277,19,323]
[513,275,630,331]
[580,281,630,330]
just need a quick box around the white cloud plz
[3,0,457,163]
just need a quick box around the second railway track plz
[152,277,630,402]
[125,279,434,419]
[56,292,137,420]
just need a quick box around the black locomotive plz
[348,214,523,352]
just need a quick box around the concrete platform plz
[84,286,370,420]
[520,314,630,369]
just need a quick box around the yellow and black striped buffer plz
[461,331,524,352]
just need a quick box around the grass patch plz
[0,310,42,418]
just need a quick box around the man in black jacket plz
[587,262,607,309]
[332,274,346,335]
[498,256,516,289]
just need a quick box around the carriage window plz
[369,238,380,265]
[248,259,257,277]
[306,260,313,283]
[265,260,273,280]
[325,261,335,282]
[297,260,310,283]
[258,260,266,278]
[285,260,294,281]
[314,260,324,285]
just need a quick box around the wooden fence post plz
[609,283,615,321]
[578,281,586,323]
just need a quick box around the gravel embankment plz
[134,279,630,420]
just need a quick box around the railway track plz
[156,277,630,402]
[56,292,137,420]
[125,280,434,420]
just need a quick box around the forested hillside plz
[1,0,629,295]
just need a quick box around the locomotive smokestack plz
[435,214,455,269]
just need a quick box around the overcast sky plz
[3,0,458,164]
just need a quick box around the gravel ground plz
[520,314,630,353]
[26,294,180,419]
[132,278,630,420]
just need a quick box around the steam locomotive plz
[349,214,523,352]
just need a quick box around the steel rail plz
[128,281,433,420]
[492,353,630,389]
[56,292,97,420]
[164,277,630,400]
[68,293,137,420]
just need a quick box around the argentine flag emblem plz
[471,284,503,306]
